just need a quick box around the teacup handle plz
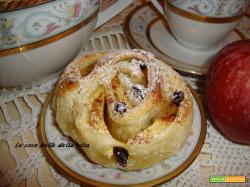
[95,0,133,29]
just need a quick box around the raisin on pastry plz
[53,49,193,171]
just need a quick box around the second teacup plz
[151,0,248,50]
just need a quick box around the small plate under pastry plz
[38,53,207,187]
[124,3,250,76]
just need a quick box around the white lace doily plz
[0,28,249,187]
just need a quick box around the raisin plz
[114,102,127,114]
[113,147,129,167]
[172,91,184,106]
[132,85,146,101]
[139,63,146,70]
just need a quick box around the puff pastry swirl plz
[53,49,193,170]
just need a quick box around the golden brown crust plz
[53,49,193,171]
[54,52,108,97]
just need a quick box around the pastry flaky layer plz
[52,49,193,171]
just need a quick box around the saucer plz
[38,89,206,187]
[124,3,249,76]
[38,52,206,186]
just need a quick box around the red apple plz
[206,39,250,144]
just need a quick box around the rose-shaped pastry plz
[53,49,193,170]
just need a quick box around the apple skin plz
[206,39,250,144]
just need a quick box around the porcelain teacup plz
[151,0,248,50]
[0,0,132,87]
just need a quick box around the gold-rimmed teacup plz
[0,0,133,87]
[151,0,248,50]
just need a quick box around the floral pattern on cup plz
[168,0,247,17]
[0,0,100,50]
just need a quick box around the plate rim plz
[123,2,246,77]
[38,84,207,187]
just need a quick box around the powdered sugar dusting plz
[60,55,85,84]
[54,48,194,171]
[56,48,191,139]
[60,49,169,107]
[131,84,147,102]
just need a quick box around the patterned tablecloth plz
[0,1,249,187]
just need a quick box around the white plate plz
[39,86,206,187]
[124,3,250,76]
